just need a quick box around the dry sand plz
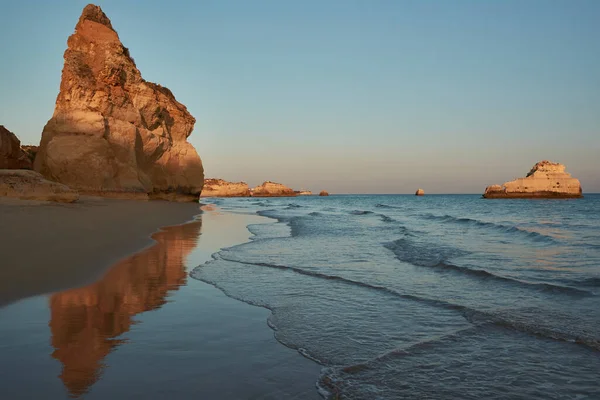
[0,196,201,307]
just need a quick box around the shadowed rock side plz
[200,178,251,197]
[34,4,204,201]
[251,181,296,197]
[0,126,32,169]
[0,170,79,202]
[319,190,329,196]
[48,219,202,398]
[415,188,425,196]
[483,160,582,199]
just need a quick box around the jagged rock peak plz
[78,4,114,30]
[34,4,204,201]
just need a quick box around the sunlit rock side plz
[200,178,251,197]
[251,181,296,197]
[295,190,313,196]
[0,126,32,169]
[48,219,202,398]
[415,188,425,196]
[483,160,582,199]
[34,4,204,201]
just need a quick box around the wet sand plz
[0,199,321,399]
[0,197,202,307]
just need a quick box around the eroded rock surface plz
[34,4,203,201]
[251,181,296,197]
[0,170,79,202]
[200,179,251,197]
[0,126,32,170]
[483,160,582,199]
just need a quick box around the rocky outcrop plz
[483,160,582,199]
[295,190,313,196]
[319,190,329,196]
[200,179,251,197]
[0,126,33,170]
[251,181,296,197]
[415,188,425,196]
[34,4,204,202]
[0,170,79,202]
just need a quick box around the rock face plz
[0,126,33,170]
[200,179,251,197]
[483,160,582,199]
[295,190,313,196]
[251,181,296,197]
[415,188,425,196]
[0,170,79,202]
[319,190,329,196]
[34,4,204,201]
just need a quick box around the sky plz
[0,0,598,193]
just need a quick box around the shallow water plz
[192,194,600,399]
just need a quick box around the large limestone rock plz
[0,170,79,203]
[251,181,296,197]
[0,126,33,170]
[200,179,251,197]
[34,4,204,201]
[483,160,582,199]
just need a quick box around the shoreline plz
[0,196,202,307]
[0,197,321,399]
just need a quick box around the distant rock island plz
[251,181,296,197]
[319,191,329,196]
[483,160,582,199]
[200,179,251,197]
[34,4,204,202]
[415,188,425,196]
[295,190,313,196]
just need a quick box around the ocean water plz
[192,194,600,399]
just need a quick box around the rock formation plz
[251,181,296,197]
[200,179,251,197]
[295,190,313,196]
[319,190,329,196]
[34,4,204,201]
[483,160,582,199]
[415,188,425,196]
[0,126,33,169]
[0,170,79,202]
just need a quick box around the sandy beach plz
[0,199,320,399]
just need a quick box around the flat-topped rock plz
[295,190,312,196]
[483,160,582,199]
[0,170,79,203]
[0,126,32,170]
[200,179,251,197]
[251,181,296,197]
[34,4,204,202]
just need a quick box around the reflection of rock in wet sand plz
[48,219,202,398]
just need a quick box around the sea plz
[192,194,600,400]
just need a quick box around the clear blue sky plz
[1,0,598,193]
